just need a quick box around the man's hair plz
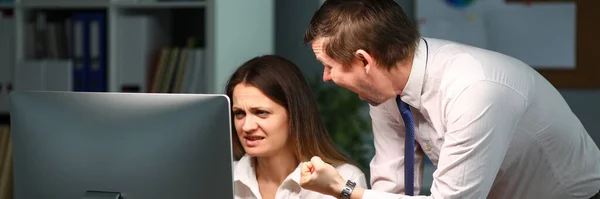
[304,0,420,70]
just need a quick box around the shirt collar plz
[289,165,302,185]
[233,154,302,189]
[233,154,259,190]
[400,38,428,109]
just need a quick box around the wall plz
[212,0,274,93]
[275,0,322,77]
[560,90,600,143]
[416,0,576,68]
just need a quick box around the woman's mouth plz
[244,136,265,146]
[245,136,265,141]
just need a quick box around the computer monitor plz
[9,91,234,199]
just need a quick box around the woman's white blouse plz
[233,154,368,199]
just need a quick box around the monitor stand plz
[82,191,121,199]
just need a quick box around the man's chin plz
[359,95,393,107]
[367,100,382,106]
[359,96,382,106]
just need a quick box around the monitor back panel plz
[10,91,234,199]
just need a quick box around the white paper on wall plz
[416,0,576,69]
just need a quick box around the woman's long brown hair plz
[225,55,352,167]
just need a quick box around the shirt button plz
[426,145,432,151]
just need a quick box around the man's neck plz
[387,54,414,96]
[255,151,298,184]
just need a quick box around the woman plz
[225,55,367,199]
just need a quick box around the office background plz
[0,0,598,198]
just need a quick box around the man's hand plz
[300,156,347,197]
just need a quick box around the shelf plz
[20,0,109,9]
[0,0,274,95]
[17,1,206,9]
[113,1,206,9]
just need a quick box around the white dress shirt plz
[233,154,368,199]
[364,37,600,199]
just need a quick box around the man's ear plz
[355,49,374,74]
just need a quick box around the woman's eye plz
[256,110,269,116]
[233,111,245,118]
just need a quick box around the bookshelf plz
[113,1,207,8]
[19,0,109,8]
[0,0,275,118]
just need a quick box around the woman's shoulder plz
[334,163,364,176]
[334,163,368,187]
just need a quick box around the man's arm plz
[347,79,527,199]
[368,98,425,194]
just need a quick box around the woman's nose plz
[241,116,258,132]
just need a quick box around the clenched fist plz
[300,156,346,197]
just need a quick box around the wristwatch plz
[340,180,356,199]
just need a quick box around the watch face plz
[342,187,352,196]
[341,180,355,198]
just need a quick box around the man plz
[298,0,600,198]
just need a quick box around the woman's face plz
[232,83,292,158]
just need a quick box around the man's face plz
[311,38,394,106]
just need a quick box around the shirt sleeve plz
[362,80,527,199]
[336,163,368,188]
[368,99,425,195]
[351,168,369,189]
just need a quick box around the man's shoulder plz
[424,37,487,54]
[424,37,473,55]
[426,38,534,100]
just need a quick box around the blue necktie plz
[396,95,415,196]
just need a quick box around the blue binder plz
[86,12,107,92]
[71,12,89,92]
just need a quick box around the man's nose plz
[323,70,332,82]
